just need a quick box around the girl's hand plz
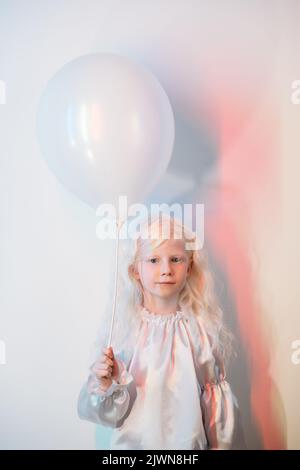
[90,346,120,392]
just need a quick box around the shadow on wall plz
[94,107,286,450]
[206,247,257,450]
[206,237,287,450]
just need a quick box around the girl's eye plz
[147,257,184,263]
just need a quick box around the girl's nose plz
[161,261,172,275]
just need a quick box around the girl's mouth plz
[157,282,176,284]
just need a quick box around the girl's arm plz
[200,378,237,450]
[199,357,239,450]
[77,355,134,428]
[190,313,239,449]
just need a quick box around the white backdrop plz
[0,0,299,449]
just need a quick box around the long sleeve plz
[188,312,239,450]
[77,355,134,428]
[199,366,238,450]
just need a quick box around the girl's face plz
[133,238,192,306]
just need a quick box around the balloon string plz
[107,217,124,348]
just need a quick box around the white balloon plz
[37,53,175,210]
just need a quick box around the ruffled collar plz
[140,305,187,322]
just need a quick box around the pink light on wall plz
[205,90,285,449]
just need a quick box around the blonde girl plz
[77,213,239,450]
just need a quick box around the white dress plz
[77,306,239,450]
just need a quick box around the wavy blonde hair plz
[91,213,236,370]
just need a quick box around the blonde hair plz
[91,213,236,370]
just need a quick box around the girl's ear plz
[128,264,140,281]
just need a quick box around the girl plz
[77,213,239,450]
